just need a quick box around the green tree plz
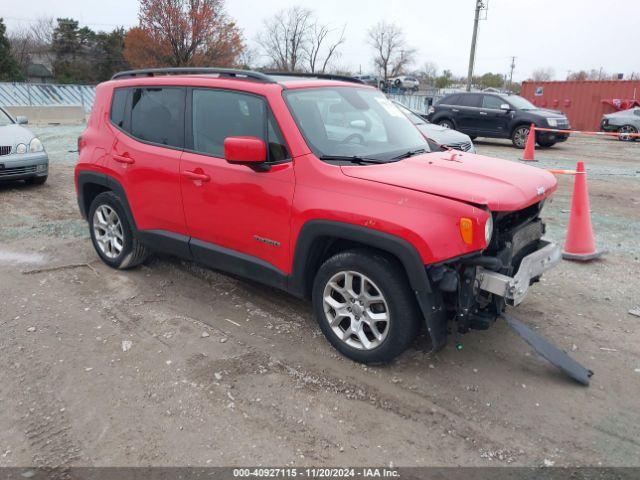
[52,18,96,83]
[435,69,452,89]
[0,18,23,81]
[92,28,129,82]
[474,72,504,89]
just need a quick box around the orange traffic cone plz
[520,123,536,161]
[562,162,607,261]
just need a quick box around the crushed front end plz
[427,200,561,338]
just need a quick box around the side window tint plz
[459,94,482,108]
[443,94,459,105]
[192,89,266,158]
[483,95,505,109]
[267,113,289,162]
[131,87,185,148]
[110,88,128,129]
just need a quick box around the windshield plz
[284,87,430,161]
[0,109,14,126]
[504,95,536,110]
[393,102,428,125]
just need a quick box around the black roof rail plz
[111,67,276,83]
[265,71,365,85]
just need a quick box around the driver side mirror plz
[500,104,511,111]
[224,136,267,165]
[16,115,28,125]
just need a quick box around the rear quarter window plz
[440,94,460,105]
[109,88,128,129]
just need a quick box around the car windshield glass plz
[284,87,429,162]
[504,95,536,110]
[393,102,426,125]
[0,109,14,126]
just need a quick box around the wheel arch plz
[76,171,137,231]
[289,220,447,351]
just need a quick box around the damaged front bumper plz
[476,240,561,306]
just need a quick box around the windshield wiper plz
[318,155,391,165]
[390,148,427,160]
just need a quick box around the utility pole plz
[508,56,516,91]
[466,0,487,91]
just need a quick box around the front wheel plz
[312,250,421,364]
[25,176,47,186]
[511,125,531,149]
[88,191,148,269]
[618,125,638,141]
[537,140,556,148]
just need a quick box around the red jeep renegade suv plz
[75,68,561,364]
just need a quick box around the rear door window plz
[458,94,482,108]
[130,87,185,148]
[441,94,460,105]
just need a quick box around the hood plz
[528,108,566,119]
[417,123,472,145]
[341,151,557,211]
[0,124,36,147]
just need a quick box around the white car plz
[389,75,420,92]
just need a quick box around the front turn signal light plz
[459,217,474,245]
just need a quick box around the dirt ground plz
[0,127,639,468]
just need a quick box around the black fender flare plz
[289,220,447,351]
[76,171,138,231]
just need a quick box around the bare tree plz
[256,6,313,71]
[306,23,345,73]
[529,67,554,81]
[8,17,55,76]
[367,21,416,83]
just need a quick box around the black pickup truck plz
[427,92,571,148]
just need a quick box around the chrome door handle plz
[479,111,488,115]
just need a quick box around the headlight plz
[547,118,558,127]
[484,212,493,245]
[29,137,44,153]
[15,143,27,154]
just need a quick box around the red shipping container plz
[520,80,640,131]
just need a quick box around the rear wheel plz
[312,250,421,364]
[438,119,455,130]
[618,125,638,141]
[88,191,148,269]
[511,125,530,149]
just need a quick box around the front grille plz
[0,146,11,156]
[447,141,472,152]
[0,165,37,177]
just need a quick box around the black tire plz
[511,124,531,149]
[25,176,47,185]
[312,249,421,364]
[88,191,148,269]
[438,119,455,130]
[537,140,556,148]
[394,79,402,87]
[618,125,638,142]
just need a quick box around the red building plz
[520,80,640,131]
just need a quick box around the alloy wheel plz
[322,270,390,350]
[514,127,529,148]
[93,205,124,259]
[618,125,638,141]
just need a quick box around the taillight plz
[77,135,85,154]
[427,106,435,115]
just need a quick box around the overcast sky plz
[3,0,639,81]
